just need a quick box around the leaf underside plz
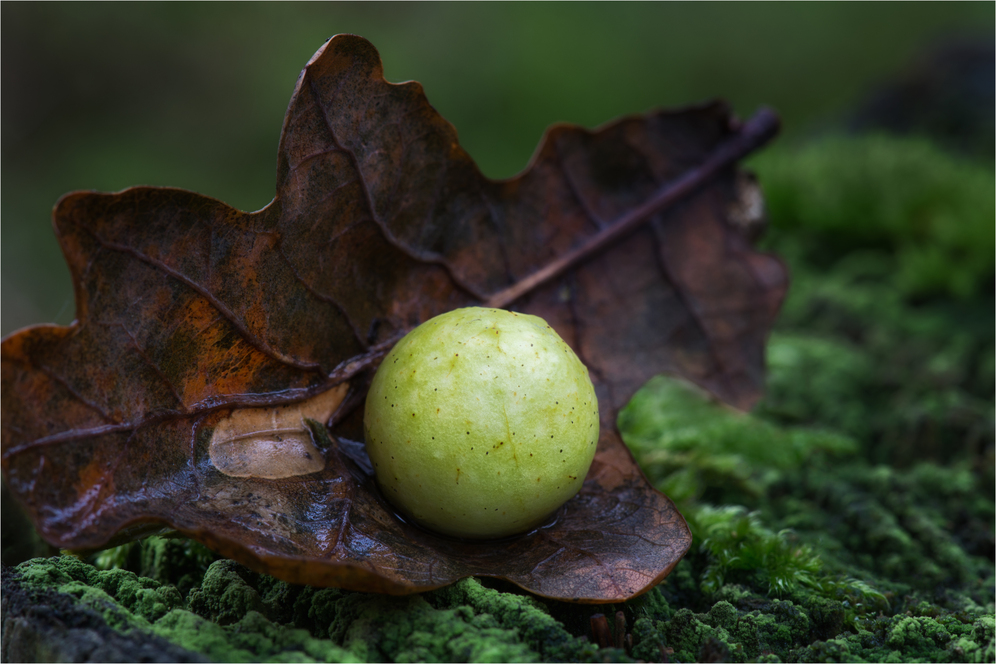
[1,35,786,602]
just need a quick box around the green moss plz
[622,370,991,617]
[757,288,993,466]
[430,577,594,662]
[619,375,857,507]
[13,556,355,663]
[753,134,995,300]
[628,616,666,662]
[15,555,158,634]
[11,522,994,664]
[562,135,991,658]
[618,138,993,657]
[694,506,824,596]
[92,534,220,596]
[152,609,359,663]
[651,601,802,663]
[620,377,895,606]
[149,610,254,662]
[344,593,538,663]
[790,612,996,664]
[11,556,614,663]
[746,135,995,473]
[663,607,728,662]
[774,462,994,597]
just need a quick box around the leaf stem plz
[484,107,780,310]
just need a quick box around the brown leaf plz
[1,35,785,602]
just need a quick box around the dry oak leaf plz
[1,34,786,602]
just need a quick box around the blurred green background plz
[1,2,992,336]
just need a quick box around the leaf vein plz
[305,74,488,302]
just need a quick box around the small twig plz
[485,107,780,310]
[614,611,627,650]
[1,335,401,461]
[590,613,612,649]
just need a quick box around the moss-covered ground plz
[3,133,993,662]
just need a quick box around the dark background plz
[2,2,993,337]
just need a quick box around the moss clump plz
[429,576,595,662]
[8,554,609,663]
[151,609,355,663]
[620,375,857,508]
[694,506,823,596]
[9,555,359,663]
[753,134,995,301]
[17,553,183,628]
[93,534,219,596]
